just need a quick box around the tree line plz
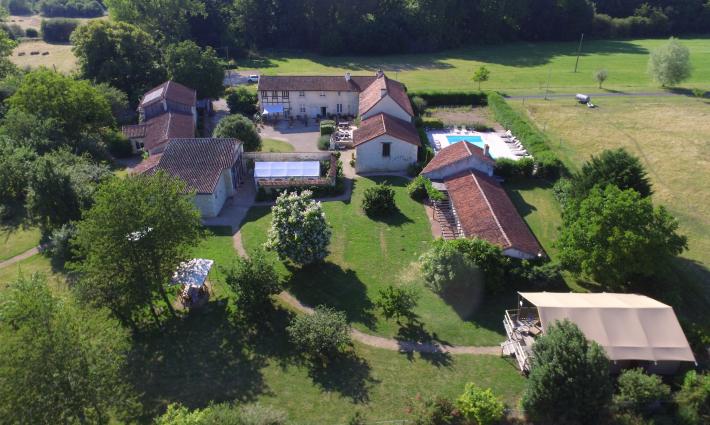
[104,0,710,56]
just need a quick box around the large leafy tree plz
[521,320,613,425]
[287,306,351,360]
[0,274,134,424]
[105,0,206,44]
[0,138,36,205]
[557,184,686,287]
[71,20,165,101]
[648,37,692,87]
[213,113,261,151]
[5,69,114,146]
[164,40,225,99]
[224,249,282,320]
[265,190,331,266]
[73,171,204,327]
[572,148,652,198]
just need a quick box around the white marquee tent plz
[254,161,320,179]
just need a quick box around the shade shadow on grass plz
[306,350,378,403]
[286,262,377,330]
[395,320,454,368]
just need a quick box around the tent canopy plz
[519,292,696,363]
[254,161,320,178]
[171,258,214,288]
[262,104,284,115]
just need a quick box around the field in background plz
[11,40,76,72]
[239,38,710,95]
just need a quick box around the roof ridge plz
[469,171,512,248]
[463,141,473,156]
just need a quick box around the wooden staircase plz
[431,192,463,240]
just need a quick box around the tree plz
[0,138,35,205]
[164,40,224,100]
[361,182,396,216]
[73,171,204,327]
[572,148,652,198]
[521,320,613,425]
[287,306,351,360]
[557,185,687,287]
[71,20,165,101]
[675,371,710,425]
[154,402,288,425]
[224,250,281,320]
[105,0,206,44]
[595,69,608,88]
[265,191,331,266]
[0,274,134,424]
[25,150,111,234]
[613,368,670,416]
[0,23,16,79]
[472,66,490,90]
[411,95,427,115]
[456,383,505,425]
[95,82,130,121]
[5,69,115,144]
[648,37,691,87]
[375,285,419,324]
[449,238,509,293]
[226,86,258,116]
[419,240,476,293]
[213,113,261,151]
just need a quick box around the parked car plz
[248,74,259,83]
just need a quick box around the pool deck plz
[428,130,527,161]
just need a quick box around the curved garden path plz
[0,247,40,269]
[230,199,501,356]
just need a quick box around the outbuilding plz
[353,113,419,174]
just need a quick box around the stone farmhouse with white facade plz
[258,71,419,173]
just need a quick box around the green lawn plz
[0,226,40,261]
[261,138,295,153]
[0,254,64,291]
[240,176,509,346]
[239,38,710,94]
[131,301,524,424]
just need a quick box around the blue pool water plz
[445,135,495,158]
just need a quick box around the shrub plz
[226,86,258,116]
[375,285,419,324]
[264,190,331,265]
[552,178,574,208]
[104,130,133,158]
[488,92,565,179]
[287,306,351,359]
[409,91,487,107]
[471,122,494,132]
[3,24,24,40]
[213,114,261,151]
[675,371,710,425]
[522,320,613,425]
[411,95,427,115]
[317,134,331,150]
[648,37,691,87]
[448,238,509,293]
[613,369,670,416]
[420,241,475,293]
[7,0,33,15]
[320,119,336,135]
[224,250,281,320]
[41,19,79,43]
[420,117,445,129]
[407,395,463,425]
[361,182,396,216]
[456,383,505,425]
[595,69,609,89]
[44,222,77,268]
[494,157,534,179]
[407,175,430,201]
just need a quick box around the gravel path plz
[0,247,40,269]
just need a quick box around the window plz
[299,91,305,97]
[282,91,289,99]
[336,104,343,113]
[261,90,268,98]
[382,143,391,157]
[271,91,277,98]
[319,91,325,97]
[299,104,306,113]
[337,91,341,96]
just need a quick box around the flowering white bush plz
[265,190,331,265]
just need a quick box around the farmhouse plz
[503,292,696,374]
[142,138,245,218]
[122,81,198,154]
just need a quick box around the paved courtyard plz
[260,121,321,152]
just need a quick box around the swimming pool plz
[446,135,484,146]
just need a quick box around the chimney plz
[345,72,351,81]
[483,144,490,157]
[376,69,384,78]
[380,88,387,98]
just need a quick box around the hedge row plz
[487,92,565,179]
[41,19,78,43]
[408,91,487,107]
[320,119,335,135]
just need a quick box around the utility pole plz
[574,33,585,73]
[544,68,551,100]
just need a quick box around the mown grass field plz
[239,38,710,94]
[261,138,295,153]
[0,225,40,261]
[241,176,510,346]
[11,40,77,73]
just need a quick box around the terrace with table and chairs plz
[330,121,355,150]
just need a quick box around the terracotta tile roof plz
[353,113,420,147]
[140,81,197,108]
[445,170,543,257]
[152,138,241,194]
[141,112,195,152]
[122,123,147,138]
[421,141,494,175]
[358,74,414,117]
[131,154,162,175]
[258,75,376,92]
